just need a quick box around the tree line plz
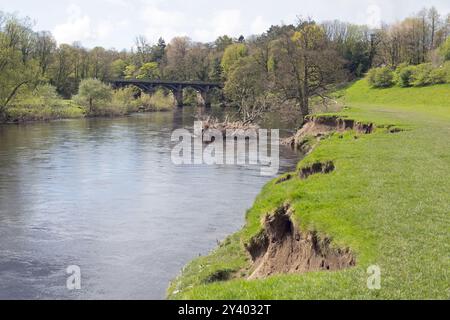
[1,7,449,121]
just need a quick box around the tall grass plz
[138,89,174,111]
[5,84,85,122]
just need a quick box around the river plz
[0,107,300,300]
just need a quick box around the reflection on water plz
[0,107,300,300]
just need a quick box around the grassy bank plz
[1,89,175,123]
[4,100,86,123]
[168,79,450,300]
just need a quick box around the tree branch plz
[2,80,30,110]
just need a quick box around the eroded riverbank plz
[167,81,450,300]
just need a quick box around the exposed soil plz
[282,116,375,151]
[275,174,293,184]
[246,205,355,280]
[387,126,405,134]
[354,122,375,134]
[204,269,234,283]
[298,115,374,136]
[299,161,335,179]
[281,135,316,154]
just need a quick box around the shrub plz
[367,67,395,88]
[6,105,53,122]
[429,67,447,85]
[73,79,113,114]
[52,100,85,119]
[372,61,449,90]
[138,89,174,111]
[5,84,85,122]
[13,84,60,106]
[395,63,415,87]
[444,61,450,83]
[439,37,450,61]
[33,84,60,102]
[394,62,449,87]
[182,88,198,106]
[410,63,433,87]
[111,87,140,113]
[91,104,128,117]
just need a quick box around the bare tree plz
[271,21,345,117]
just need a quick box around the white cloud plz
[211,10,242,37]
[190,10,243,42]
[251,16,267,34]
[141,4,185,26]
[53,4,115,45]
[366,3,382,28]
[103,0,129,7]
[96,21,114,38]
[140,5,243,43]
[141,4,187,42]
[193,29,213,42]
[53,4,92,44]
[6,0,450,48]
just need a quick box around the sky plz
[1,0,449,50]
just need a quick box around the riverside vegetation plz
[2,7,450,123]
[168,79,450,300]
[2,78,174,123]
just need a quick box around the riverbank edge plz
[0,102,179,125]
[167,80,450,300]
[166,115,387,299]
[166,79,450,300]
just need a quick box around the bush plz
[182,88,198,106]
[51,100,85,119]
[33,84,60,102]
[110,87,141,113]
[369,62,450,90]
[5,84,85,122]
[410,63,433,87]
[439,37,450,61]
[367,67,395,88]
[14,84,60,106]
[429,67,447,85]
[73,79,113,115]
[138,89,174,111]
[395,63,415,87]
[393,62,450,87]
[444,61,450,83]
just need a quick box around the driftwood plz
[201,116,260,138]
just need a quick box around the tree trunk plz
[369,34,377,69]
[0,106,6,122]
[422,16,427,63]
[89,98,93,113]
[3,81,30,111]
[301,55,310,118]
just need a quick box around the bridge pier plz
[197,89,211,108]
[173,86,184,108]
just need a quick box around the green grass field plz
[167,79,450,300]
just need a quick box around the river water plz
[0,107,300,300]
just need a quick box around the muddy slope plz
[246,205,355,280]
[283,116,374,151]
